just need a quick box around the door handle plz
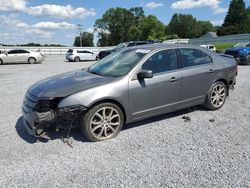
[208,69,214,74]
[169,77,178,82]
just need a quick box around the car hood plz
[28,69,115,98]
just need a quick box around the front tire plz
[28,57,36,64]
[81,103,124,142]
[74,56,80,62]
[204,81,227,110]
[0,59,3,65]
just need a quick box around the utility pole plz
[77,24,83,47]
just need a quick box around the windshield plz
[88,48,150,77]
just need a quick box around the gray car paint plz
[26,44,237,124]
[28,70,115,98]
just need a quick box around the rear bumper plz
[66,54,74,61]
[235,56,250,65]
[36,56,45,62]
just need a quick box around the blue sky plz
[0,0,249,46]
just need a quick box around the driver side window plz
[142,49,177,75]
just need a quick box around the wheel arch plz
[28,56,37,62]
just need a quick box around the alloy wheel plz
[28,57,36,64]
[211,83,226,108]
[90,107,121,139]
[75,57,80,62]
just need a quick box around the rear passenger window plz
[142,50,177,74]
[77,50,92,54]
[179,49,212,68]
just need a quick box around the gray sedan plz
[0,49,44,64]
[22,44,237,141]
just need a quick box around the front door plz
[16,50,30,62]
[6,50,19,63]
[129,49,181,121]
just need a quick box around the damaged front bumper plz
[22,104,87,137]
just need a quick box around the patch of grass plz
[214,43,236,51]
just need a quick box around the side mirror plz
[5,52,8,56]
[137,70,153,79]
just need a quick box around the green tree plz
[138,15,166,40]
[74,32,94,47]
[168,14,202,38]
[223,0,246,27]
[95,8,136,46]
[96,32,110,47]
[198,21,214,35]
[129,7,145,21]
[95,7,164,46]
[218,0,249,35]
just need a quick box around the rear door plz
[77,50,91,60]
[177,48,214,108]
[83,51,95,60]
[16,50,30,62]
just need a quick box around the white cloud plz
[0,1,96,19]
[146,2,164,9]
[33,21,76,30]
[0,0,27,11]
[0,14,29,28]
[211,19,224,26]
[171,0,227,14]
[28,4,96,19]
[0,33,26,40]
[26,29,54,38]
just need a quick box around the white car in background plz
[66,49,98,62]
[200,44,216,52]
[0,49,45,64]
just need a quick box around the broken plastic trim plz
[59,105,87,112]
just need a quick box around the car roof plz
[128,43,207,51]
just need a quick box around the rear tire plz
[28,57,36,64]
[247,55,250,65]
[74,56,80,62]
[204,81,227,110]
[81,103,124,142]
[0,59,3,65]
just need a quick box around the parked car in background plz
[224,42,250,65]
[200,44,216,52]
[0,49,45,64]
[66,49,97,62]
[98,40,162,59]
[22,44,237,142]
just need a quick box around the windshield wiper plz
[89,70,106,77]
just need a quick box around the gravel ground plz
[0,55,249,188]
